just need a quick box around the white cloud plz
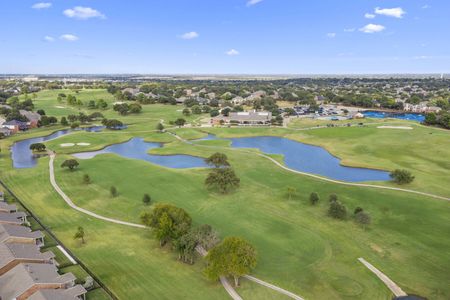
[180,31,199,40]
[359,24,386,34]
[413,55,432,60]
[44,36,55,42]
[32,2,52,9]
[422,5,430,9]
[247,0,263,7]
[344,28,355,32]
[375,7,406,18]
[226,49,240,56]
[326,33,336,38]
[60,34,79,41]
[365,13,376,19]
[63,6,106,20]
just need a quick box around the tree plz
[102,119,124,130]
[174,118,186,127]
[61,117,69,126]
[286,186,296,200]
[355,211,371,228]
[329,194,338,202]
[74,226,85,244]
[328,200,347,220]
[110,186,118,197]
[192,224,220,250]
[205,152,230,168]
[309,192,319,205]
[70,122,80,129]
[390,169,415,184]
[61,159,79,171]
[182,108,191,116]
[29,143,46,152]
[83,174,91,185]
[156,122,164,132]
[205,237,257,287]
[140,203,192,246]
[143,194,151,205]
[37,109,46,115]
[210,109,220,117]
[205,168,240,194]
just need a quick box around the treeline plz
[424,111,450,129]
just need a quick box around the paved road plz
[243,275,305,300]
[358,258,407,297]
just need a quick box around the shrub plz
[390,169,414,184]
[309,192,319,205]
[355,211,371,227]
[328,200,347,220]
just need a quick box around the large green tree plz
[205,237,257,287]
[205,168,240,194]
[61,159,79,171]
[205,152,230,168]
[141,203,192,246]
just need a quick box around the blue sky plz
[0,0,449,74]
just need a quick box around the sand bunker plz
[60,143,75,147]
[76,143,91,146]
[55,106,65,108]
[377,126,413,130]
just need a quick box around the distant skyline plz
[1,0,449,74]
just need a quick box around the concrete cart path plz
[358,258,407,297]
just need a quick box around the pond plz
[363,111,425,122]
[11,129,390,182]
[226,136,390,182]
[11,126,104,169]
[72,138,208,169]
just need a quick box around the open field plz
[1,89,449,299]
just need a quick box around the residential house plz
[0,211,28,226]
[0,242,56,275]
[0,263,80,300]
[2,120,28,133]
[0,223,45,247]
[231,96,245,105]
[0,127,12,137]
[19,110,42,128]
[0,202,18,213]
[29,285,87,300]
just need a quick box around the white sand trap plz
[60,143,75,147]
[76,143,91,146]
[55,106,65,108]
[377,126,413,130]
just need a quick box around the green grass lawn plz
[1,93,449,299]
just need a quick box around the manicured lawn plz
[1,94,449,299]
[23,138,448,299]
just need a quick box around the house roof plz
[19,110,42,122]
[0,223,44,243]
[0,212,26,225]
[0,202,17,212]
[3,120,27,126]
[0,242,55,270]
[29,285,87,300]
[0,263,76,300]
[229,111,272,121]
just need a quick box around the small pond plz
[363,111,425,122]
[73,138,208,169]
[11,126,104,169]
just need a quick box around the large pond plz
[73,138,208,169]
[225,136,390,182]
[363,110,425,122]
[10,129,390,182]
